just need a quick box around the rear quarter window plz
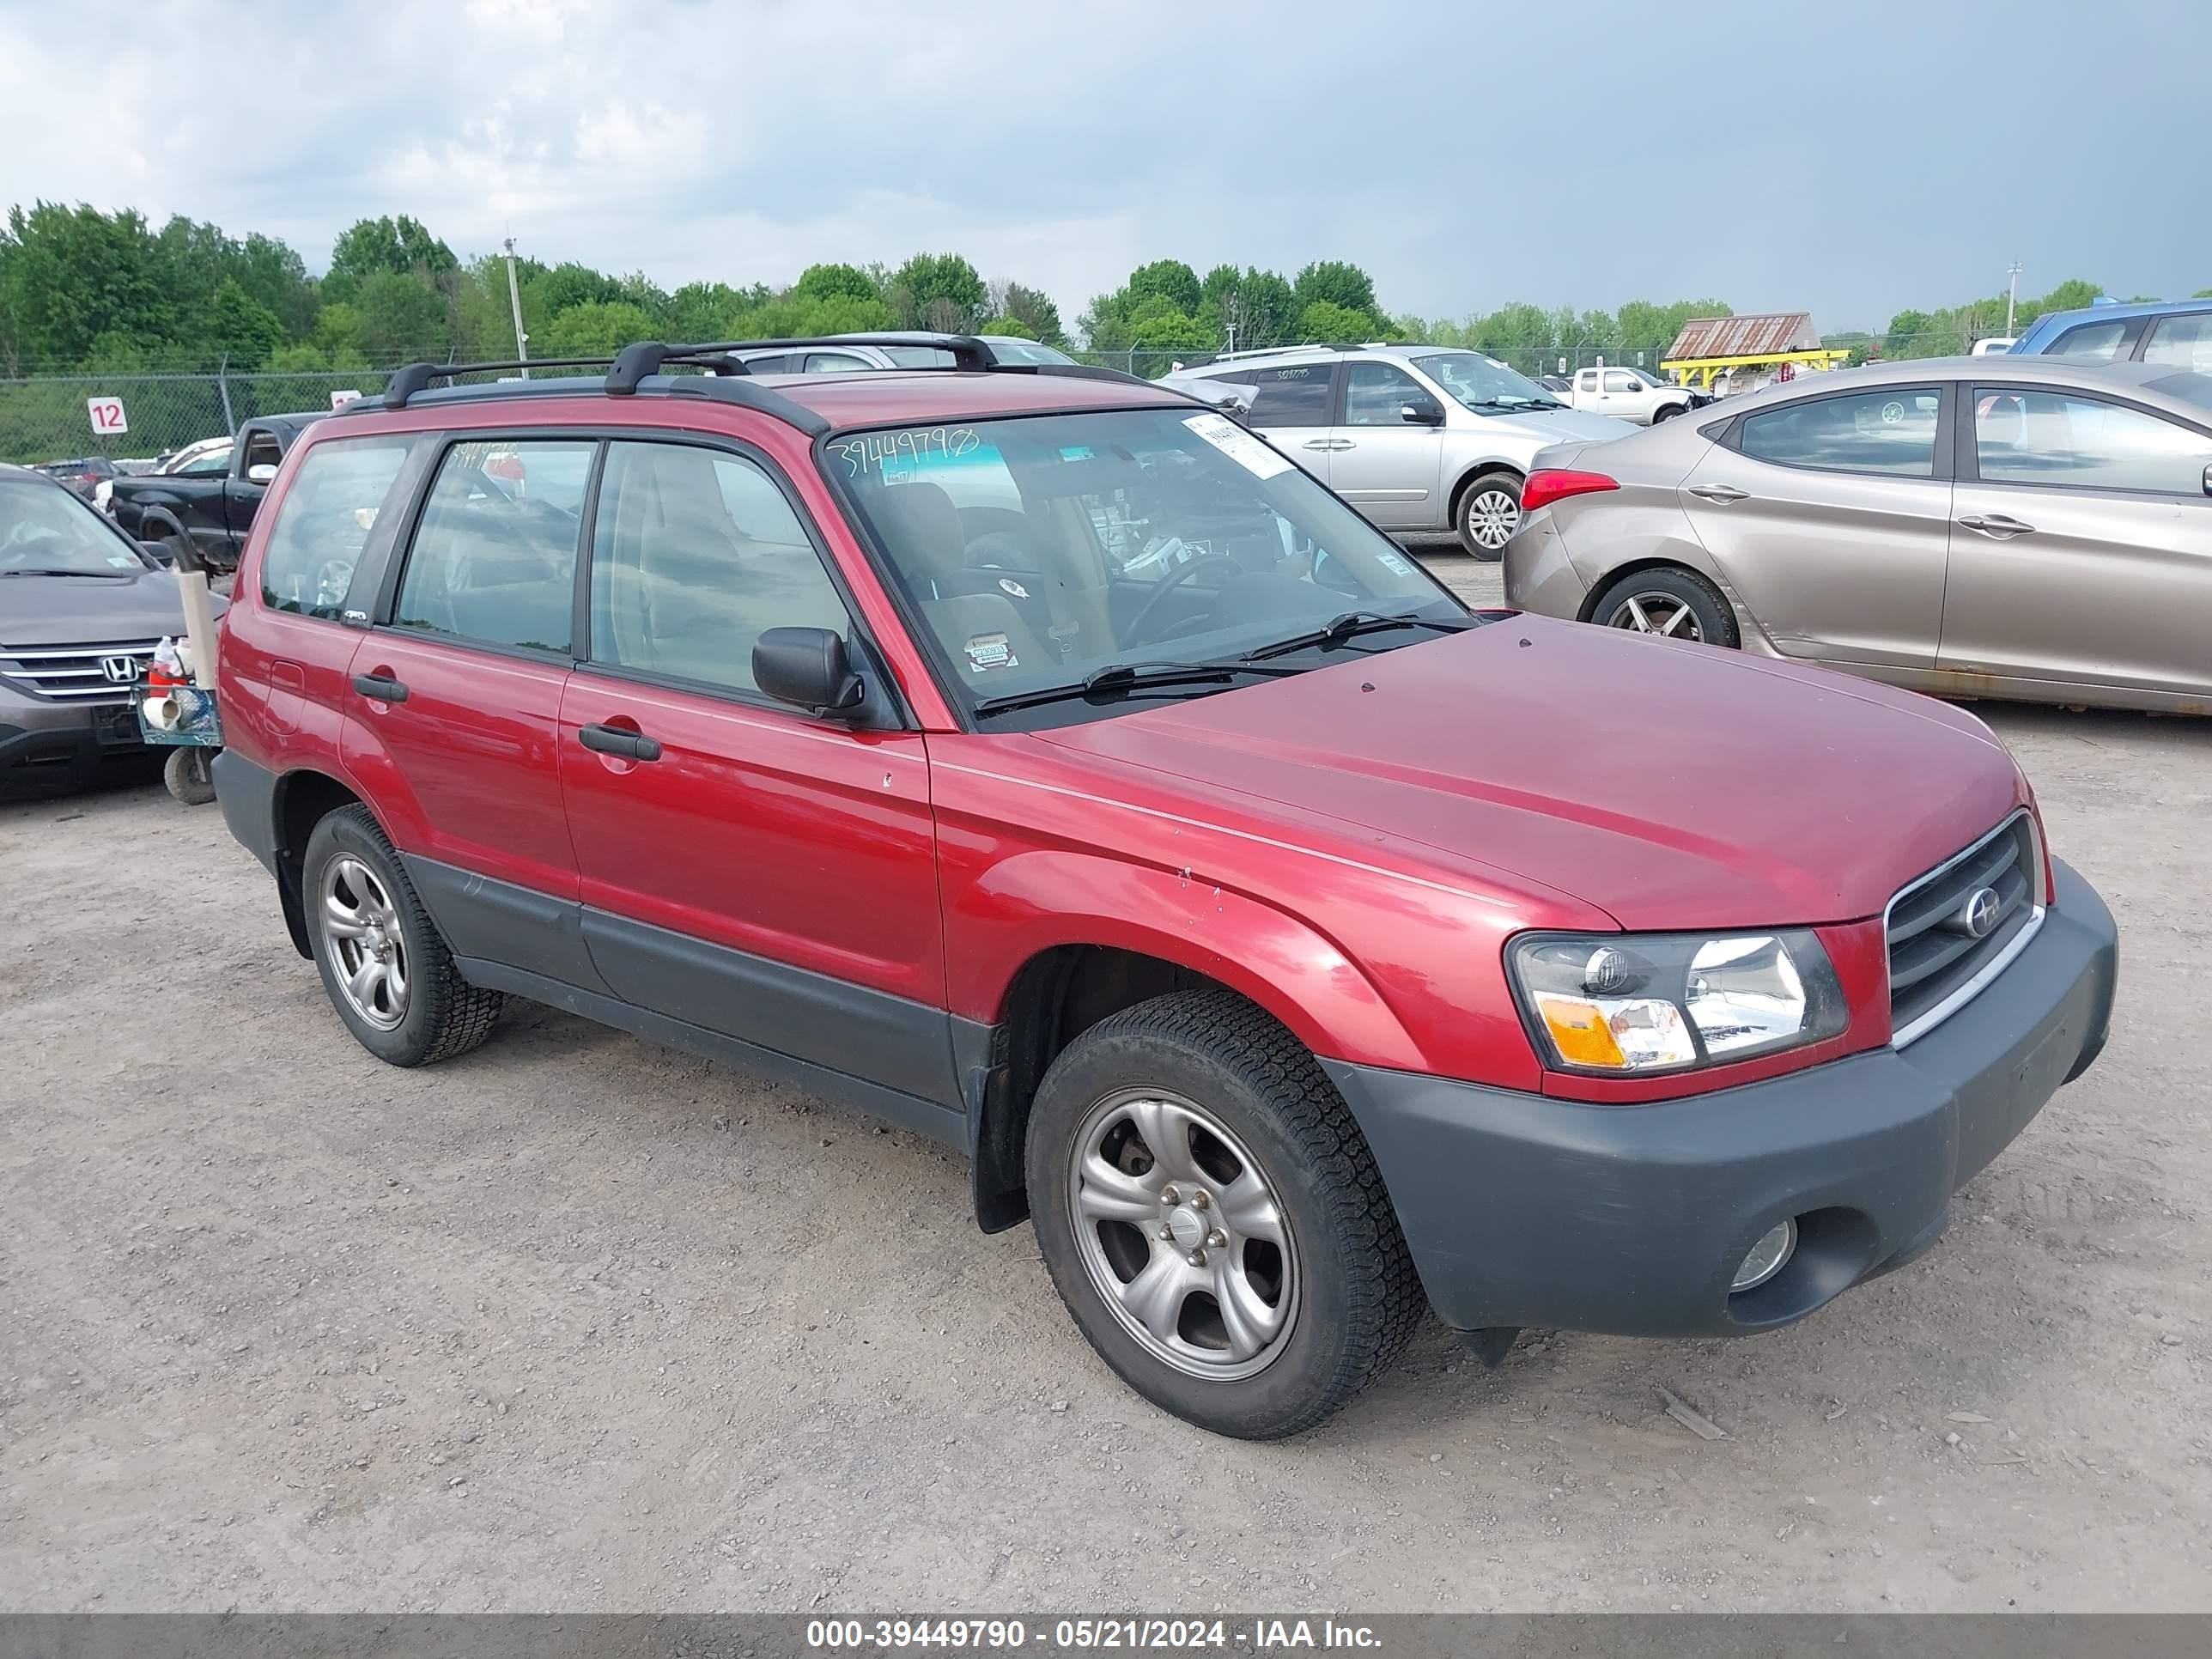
[259,438,414,620]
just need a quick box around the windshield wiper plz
[1465,398,1547,413]
[1242,610,1474,663]
[973,659,1306,720]
[0,567,132,580]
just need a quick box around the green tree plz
[1127,303,1212,371]
[1127,258,1202,317]
[793,262,882,306]
[525,260,623,320]
[1295,299,1374,345]
[312,302,370,368]
[979,317,1038,339]
[886,252,987,331]
[0,202,178,368]
[1291,260,1377,319]
[325,215,455,305]
[995,280,1064,343]
[540,300,658,356]
[201,276,286,368]
[354,270,450,362]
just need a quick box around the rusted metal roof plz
[1664,313,1821,361]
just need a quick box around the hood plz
[1036,618,2022,932]
[1481,405,1637,444]
[0,567,221,647]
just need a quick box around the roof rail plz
[377,356,635,410]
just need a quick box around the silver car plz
[1504,356,2212,715]
[1165,346,1632,558]
[736,336,1079,373]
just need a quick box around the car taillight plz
[1522,469,1619,514]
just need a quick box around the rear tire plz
[1591,566,1739,647]
[301,804,502,1066]
[1025,990,1422,1439]
[1455,470,1522,561]
[162,746,216,805]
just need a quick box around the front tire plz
[1455,470,1522,561]
[301,804,502,1066]
[1025,991,1422,1439]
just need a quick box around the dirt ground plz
[2,556,2206,1613]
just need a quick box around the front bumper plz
[1324,859,2118,1338]
[0,694,142,776]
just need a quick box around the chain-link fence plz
[3,334,1999,465]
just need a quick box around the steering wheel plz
[1122,551,1238,648]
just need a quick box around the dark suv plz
[213,333,2118,1437]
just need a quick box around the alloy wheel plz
[1605,592,1705,641]
[1466,487,1521,551]
[319,855,410,1030]
[1066,1088,1300,1382]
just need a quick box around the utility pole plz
[503,236,530,377]
[2005,259,2023,337]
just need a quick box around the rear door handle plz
[352,673,408,702]
[1957,514,2034,538]
[1686,483,1748,502]
[579,722,662,762]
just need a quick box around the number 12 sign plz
[87,397,130,435]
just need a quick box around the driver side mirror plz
[2203,462,2212,498]
[753,626,866,717]
[1400,398,1444,426]
[246,463,277,484]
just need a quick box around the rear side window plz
[393,439,593,653]
[259,438,412,620]
[588,441,852,697]
[2142,313,2212,373]
[1738,387,1942,477]
[1246,364,1334,428]
[2047,319,2132,361]
[1972,391,2212,494]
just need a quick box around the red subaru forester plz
[214,335,2117,1438]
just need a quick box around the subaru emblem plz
[1957,885,2002,939]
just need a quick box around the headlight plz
[1509,930,1848,1075]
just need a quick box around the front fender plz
[946,848,1432,1073]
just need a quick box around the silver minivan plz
[1165,346,1632,557]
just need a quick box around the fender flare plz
[957,850,1430,1073]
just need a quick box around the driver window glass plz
[588,441,852,696]
[394,439,592,653]
[1342,362,1429,426]
[243,431,283,471]
[1603,369,1637,392]
[259,438,412,621]
[1973,392,2212,493]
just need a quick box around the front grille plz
[0,640,164,705]
[1886,812,2042,1044]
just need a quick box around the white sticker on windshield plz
[1182,413,1292,479]
[1377,551,1415,577]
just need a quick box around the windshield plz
[1627,366,1673,387]
[1415,351,1563,410]
[1,476,152,575]
[830,408,1464,726]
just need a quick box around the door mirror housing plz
[753,626,866,716]
[1400,398,1445,426]
[246,463,277,484]
[2203,462,2211,498]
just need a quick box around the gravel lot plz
[3,555,2206,1613]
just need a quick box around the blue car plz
[2010,297,2212,370]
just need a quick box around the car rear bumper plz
[1499,515,1589,617]
[1323,858,2117,1339]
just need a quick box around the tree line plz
[4,199,2206,384]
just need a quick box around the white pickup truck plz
[1562,364,1710,424]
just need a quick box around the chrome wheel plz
[1066,1088,1299,1382]
[1465,486,1521,550]
[319,855,409,1030]
[1605,591,1705,641]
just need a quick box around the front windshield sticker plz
[1181,413,1292,480]
[963,632,1018,673]
[1376,550,1416,577]
[830,427,981,478]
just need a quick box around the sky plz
[2,0,2206,335]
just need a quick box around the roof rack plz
[360,333,1157,430]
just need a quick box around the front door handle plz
[1302,439,1334,451]
[352,673,408,702]
[579,722,662,762]
[1957,514,2035,538]
[1686,483,1748,502]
